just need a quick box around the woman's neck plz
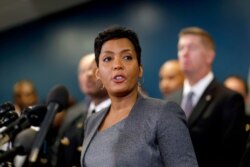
[110,90,138,113]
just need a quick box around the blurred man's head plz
[13,79,38,112]
[224,75,249,103]
[78,53,108,101]
[159,60,184,98]
[178,27,215,85]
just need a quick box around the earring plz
[138,77,144,86]
[96,78,105,90]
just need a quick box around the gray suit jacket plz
[81,94,198,167]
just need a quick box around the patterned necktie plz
[184,91,194,119]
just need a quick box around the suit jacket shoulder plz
[59,101,88,134]
[169,79,247,167]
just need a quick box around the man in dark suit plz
[168,27,248,167]
[223,75,250,167]
[224,75,250,115]
[51,53,110,167]
[239,133,250,167]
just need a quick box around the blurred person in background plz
[11,79,40,166]
[13,79,39,114]
[51,53,110,167]
[224,75,249,115]
[159,59,184,99]
[169,26,248,167]
[224,75,250,167]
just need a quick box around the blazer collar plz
[81,93,145,161]
[81,107,109,161]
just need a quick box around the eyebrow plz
[101,50,113,54]
[102,49,133,54]
[121,49,132,52]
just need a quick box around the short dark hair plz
[94,26,141,67]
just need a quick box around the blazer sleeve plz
[157,101,198,167]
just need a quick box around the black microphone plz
[28,85,69,163]
[0,110,19,128]
[0,102,15,117]
[0,105,47,146]
[0,128,38,162]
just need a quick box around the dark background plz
[1,0,250,103]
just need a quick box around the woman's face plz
[96,38,142,97]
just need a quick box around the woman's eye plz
[103,56,112,62]
[123,55,133,60]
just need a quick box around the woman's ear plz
[95,68,100,80]
[139,65,143,78]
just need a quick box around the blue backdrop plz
[1,0,249,103]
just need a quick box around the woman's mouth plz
[113,75,125,83]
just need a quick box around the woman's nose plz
[113,58,123,70]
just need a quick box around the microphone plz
[0,105,47,146]
[0,110,19,128]
[28,85,69,164]
[0,102,15,117]
[0,128,38,162]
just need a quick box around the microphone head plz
[22,105,47,126]
[14,128,38,155]
[46,85,69,111]
[0,102,15,117]
[0,110,19,128]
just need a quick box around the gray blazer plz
[81,94,198,167]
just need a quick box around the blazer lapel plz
[188,80,216,126]
[81,93,144,162]
[81,108,109,158]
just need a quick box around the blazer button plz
[245,124,250,132]
[61,137,70,146]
